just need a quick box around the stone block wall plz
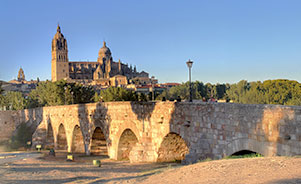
[0,108,43,142]
[2,101,301,164]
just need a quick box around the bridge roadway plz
[5,101,301,164]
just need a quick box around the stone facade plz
[2,102,301,164]
[51,25,149,86]
[17,67,25,82]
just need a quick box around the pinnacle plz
[57,24,61,33]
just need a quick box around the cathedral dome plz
[98,41,111,56]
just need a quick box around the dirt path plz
[0,152,41,165]
[131,157,301,184]
[0,153,176,184]
[0,154,301,184]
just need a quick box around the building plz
[51,25,151,86]
[2,68,37,95]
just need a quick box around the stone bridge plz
[5,102,301,163]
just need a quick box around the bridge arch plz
[231,150,261,157]
[117,128,139,160]
[224,139,265,157]
[157,132,189,162]
[90,127,108,155]
[71,125,85,153]
[45,122,54,149]
[57,124,68,151]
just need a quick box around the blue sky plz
[1,0,301,84]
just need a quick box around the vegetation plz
[0,80,95,110]
[224,153,263,159]
[226,79,301,105]
[157,81,228,101]
[97,87,138,102]
[1,79,301,110]
[5,91,28,110]
[28,80,95,107]
[159,79,301,106]
[0,84,5,109]
[9,123,33,150]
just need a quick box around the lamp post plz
[186,59,193,102]
[151,76,155,101]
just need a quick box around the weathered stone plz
[1,102,301,164]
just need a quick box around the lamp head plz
[186,59,193,68]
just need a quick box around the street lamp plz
[151,76,155,101]
[186,59,193,102]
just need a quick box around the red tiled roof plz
[69,61,97,64]
[161,83,181,86]
[136,85,165,89]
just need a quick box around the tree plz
[226,80,249,103]
[28,80,95,107]
[100,87,137,102]
[157,81,225,101]
[0,84,3,94]
[5,91,27,110]
[0,84,5,109]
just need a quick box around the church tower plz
[51,24,69,81]
[17,67,25,82]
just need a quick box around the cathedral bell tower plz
[51,24,69,81]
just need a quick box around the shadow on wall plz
[13,107,44,150]
[130,101,156,121]
[161,102,192,163]
[256,106,298,156]
[45,118,54,149]
[146,101,191,163]
[128,101,188,163]
[158,102,301,164]
[31,103,112,156]
[224,104,301,161]
[78,102,111,156]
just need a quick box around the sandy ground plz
[1,153,301,184]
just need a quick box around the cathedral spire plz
[57,24,61,33]
[103,41,106,47]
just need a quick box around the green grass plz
[224,153,263,159]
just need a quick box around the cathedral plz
[51,25,150,86]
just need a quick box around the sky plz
[1,0,301,84]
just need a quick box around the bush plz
[9,123,33,150]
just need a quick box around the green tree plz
[28,80,95,107]
[226,80,249,103]
[10,123,33,149]
[5,91,27,110]
[157,81,225,101]
[100,87,137,102]
[0,84,5,109]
